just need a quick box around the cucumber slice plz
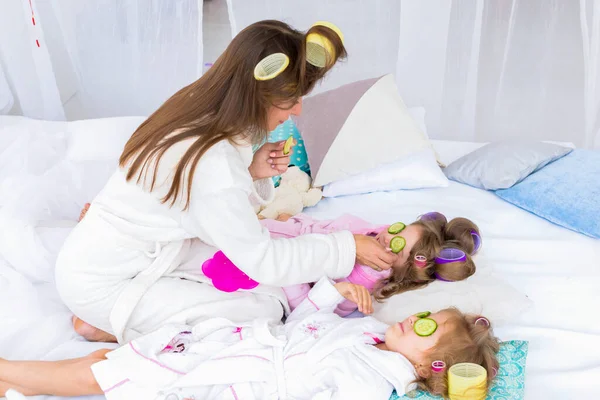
[414,318,438,337]
[390,236,406,254]
[283,136,294,155]
[415,311,431,318]
[388,222,406,235]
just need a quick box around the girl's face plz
[267,98,303,131]
[384,310,452,366]
[375,224,423,268]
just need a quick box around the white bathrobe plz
[91,278,417,400]
[55,139,356,343]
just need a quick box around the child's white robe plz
[92,278,417,400]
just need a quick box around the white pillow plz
[293,74,436,188]
[66,116,146,161]
[0,117,68,206]
[0,156,116,282]
[372,268,532,326]
[322,149,448,197]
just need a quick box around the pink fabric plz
[262,214,391,316]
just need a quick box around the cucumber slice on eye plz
[390,236,406,254]
[415,311,431,318]
[283,136,294,155]
[388,222,406,235]
[414,318,438,337]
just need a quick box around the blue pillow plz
[254,119,310,186]
[495,150,600,238]
[391,340,528,400]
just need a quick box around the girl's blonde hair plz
[119,20,346,209]
[412,308,500,398]
[374,217,480,300]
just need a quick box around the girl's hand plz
[334,282,373,314]
[248,140,295,180]
[354,234,396,272]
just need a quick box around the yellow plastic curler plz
[254,53,290,81]
[448,363,488,400]
[306,21,344,68]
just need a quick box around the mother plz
[56,20,396,344]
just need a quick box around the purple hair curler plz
[434,248,469,282]
[435,248,467,264]
[418,211,448,226]
[434,273,451,282]
[471,230,482,254]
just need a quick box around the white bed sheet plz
[304,182,600,399]
[1,182,599,399]
[0,119,599,399]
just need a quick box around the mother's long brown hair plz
[119,20,346,208]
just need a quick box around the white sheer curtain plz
[397,0,600,149]
[0,0,203,120]
[226,0,401,96]
[0,64,14,115]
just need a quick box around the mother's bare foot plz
[78,203,91,222]
[72,317,117,343]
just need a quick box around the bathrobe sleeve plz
[180,141,356,287]
[285,277,345,323]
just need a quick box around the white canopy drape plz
[2,0,598,148]
[0,0,203,120]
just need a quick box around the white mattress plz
[0,116,598,398]
[1,182,599,399]
[305,182,600,399]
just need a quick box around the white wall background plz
[1,0,599,149]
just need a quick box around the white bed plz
[1,117,599,399]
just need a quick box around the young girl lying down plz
[78,206,481,319]
[0,278,499,399]
[203,211,481,316]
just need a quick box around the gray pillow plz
[443,141,573,190]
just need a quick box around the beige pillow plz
[372,269,532,326]
[293,74,435,187]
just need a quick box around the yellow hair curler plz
[448,363,488,400]
[306,21,344,68]
[254,53,290,81]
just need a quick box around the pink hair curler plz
[432,360,446,373]
[414,254,427,268]
[474,317,490,327]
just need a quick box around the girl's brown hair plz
[374,217,480,300]
[119,20,346,208]
[412,308,500,398]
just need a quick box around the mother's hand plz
[248,140,294,180]
[354,234,396,272]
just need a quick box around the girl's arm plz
[286,277,372,323]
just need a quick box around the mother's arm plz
[180,143,356,287]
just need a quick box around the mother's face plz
[267,98,303,131]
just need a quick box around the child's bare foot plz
[78,203,91,222]
[72,316,117,343]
